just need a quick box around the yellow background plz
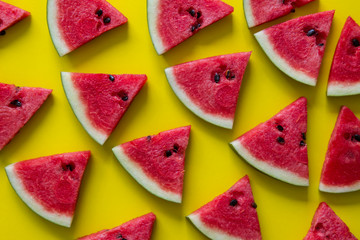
[0,0,360,239]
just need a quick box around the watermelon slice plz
[147,0,234,55]
[0,1,30,33]
[112,126,190,203]
[230,97,308,186]
[78,212,156,240]
[243,0,315,28]
[327,17,360,96]
[187,175,261,240]
[254,11,334,86]
[5,151,90,227]
[165,52,251,129]
[47,0,128,56]
[61,72,147,145]
[0,83,52,151]
[319,106,360,193]
[304,202,357,240]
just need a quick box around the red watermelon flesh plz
[5,151,90,227]
[188,175,261,240]
[243,0,315,28]
[61,72,147,145]
[303,202,357,240]
[230,97,308,186]
[78,213,156,240]
[112,126,190,203]
[0,1,30,32]
[147,0,233,55]
[327,17,360,96]
[254,11,334,86]
[165,52,251,129]
[0,83,52,150]
[319,106,360,193]
[47,0,128,56]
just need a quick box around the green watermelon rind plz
[187,213,245,240]
[165,67,234,129]
[254,30,317,86]
[47,0,71,57]
[112,145,182,203]
[61,72,108,145]
[5,164,73,227]
[327,82,360,97]
[230,139,309,186]
[243,0,256,28]
[147,0,167,55]
[319,182,360,193]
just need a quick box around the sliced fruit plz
[0,1,30,32]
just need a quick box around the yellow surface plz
[0,0,360,239]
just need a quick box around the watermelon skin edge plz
[319,181,360,193]
[112,145,182,203]
[61,72,108,145]
[327,83,360,97]
[243,0,256,28]
[5,164,73,227]
[47,0,71,57]
[230,140,309,186]
[187,213,246,240]
[147,0,166,55]
[254,30,317,86]
[165,67,234,129]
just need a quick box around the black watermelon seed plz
[10,99,22,107]
[0,30,6,36]
[300,140,306,147]
[122,238,127,240]
[214,73,220,83]
[352,38,360,47]
[318,43,324,46]
[229,199,238,206]
[62,162,75,171]
[191,25,196,32]
[353,134,360,142]
[189,9,196,17]
[116,234,122,239]
[103,17,111,24]
[277,137,285,145]
[276,125,284,131]
[226,70,231,79]
[122,95,128,101]
[197,11,202,19]
[165,150,172,157]
[146,136,151,141]
[66,164,74,171]
[302,133,306,140]
[173,144,179,153]
[290,8,295,13]
[96,9,103,17]
[197,23,201,29]
[251,202,257,208]
[307,29,316,37]
[109,75,115,81]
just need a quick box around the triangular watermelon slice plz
[0,1,30,33]
[187,175,261,240]
[304,202,357,240]
[243,0,315,28]
[147,0,234,55]
[254,11,334,86]
[327,17,360,96]
[230,97,308,186]
[319,106,360,193]
[47,0,128,56]
[61,72,147,145]
[0,83,52,151]
[78,212,156,240]
[5,151,90,227]
[165,52,251,129]
[112,126,191,203]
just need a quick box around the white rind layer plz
[165,67,233,129]
[147,0,166,55]
[61,72,108,145]
[243,0,256,28]
[327,82,360,96]
[188,213,244,240]
[112,145,182,203]
[319,182,360,193]
[5,164,72,227]
[47,0,71,56]
[254,30,317,86]
[230,139,309,186]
